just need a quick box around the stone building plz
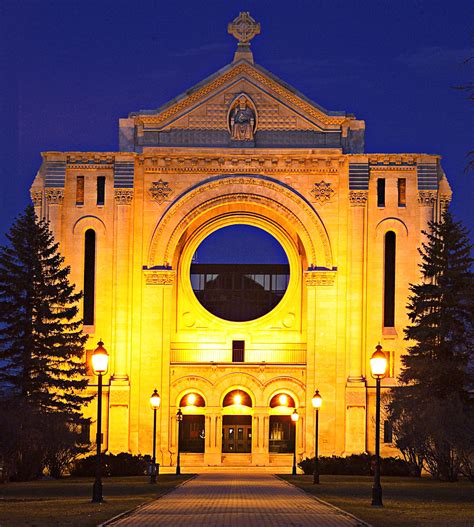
[30,13,451,468]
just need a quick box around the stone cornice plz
[140,153,345,174]
[304,270,336,286]
[144,269,176,286]
[30,190,42,206]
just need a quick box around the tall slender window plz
[83,229,96,325]
[76,176,84,205]
[383,231,396,327]
[97,176,105,205]
[377,178,385,207]
[232,340,245,362]
[398,178,406,207]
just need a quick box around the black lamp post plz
[370,344,387,507]
[150,389,161,484]
[91,340,109,503]
[311,390,322,484]
[176,408,183,475]
[291,408,299,475]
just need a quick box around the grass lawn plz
[281,474,474,527]
[0,474,192,527]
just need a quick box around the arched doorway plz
[222,389,253,453]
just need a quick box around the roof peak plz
[228,12,261,64]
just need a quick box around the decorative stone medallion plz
[310,181,334,204]
[149,179,173,204]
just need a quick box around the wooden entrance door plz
[222,415,252,453]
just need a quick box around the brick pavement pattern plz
[110,472,363,527]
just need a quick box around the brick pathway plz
[108,473,365,527]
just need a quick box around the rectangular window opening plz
[97,176,105,205]
[76,176,84,205]
[398,178,406,207]
[377,178,385,207]
[232,340,245,363]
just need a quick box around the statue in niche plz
[230,97,255,141]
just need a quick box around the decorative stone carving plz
[114,189,133,205]
[228,12,261,44]
[349,191,368,207]
[30,190,42,206]
[229,95,256,141]
[149,179,173,204]
[45,188,64,204]
[145,270,176,286]
[439,194,451,212]
[304,271,336,286]
[417,191,437,207]
[310,181,334,204]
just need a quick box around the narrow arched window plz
[83,229,96,325]
[383,231,396,327]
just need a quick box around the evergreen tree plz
[388,210,474,480]
[0,205,91,417]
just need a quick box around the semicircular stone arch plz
[262,376,306,408]
[148,175,333,270]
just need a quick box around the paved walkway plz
[109,473,365,527]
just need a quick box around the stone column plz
[204,408,221,466]
[44,188,64,240]
[418,191,437,248]
[30,190,43,219]
[107,189,133,454]
[252,409,268,465]
[344,190,368,454]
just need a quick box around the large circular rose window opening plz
[190,225,290,322]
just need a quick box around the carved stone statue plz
[230,97,255,141]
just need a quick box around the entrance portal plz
[222,415,252,453]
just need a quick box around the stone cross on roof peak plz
[228,12,261,64]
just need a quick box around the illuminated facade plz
[30,13,451,467]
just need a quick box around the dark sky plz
[1,0,473,244]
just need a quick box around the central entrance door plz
[222,415,252,453]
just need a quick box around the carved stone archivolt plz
[30,190,42,206]
[310,181,335,204]
[114,189,133,205]
[144,270,176,286]
[149,179,173,204]
[45,188,64,204]
[304,271,336,287]
[418,191,437,207]
[349,191,368,207]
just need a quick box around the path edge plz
[98,474,197,527]
[274,474,373,527]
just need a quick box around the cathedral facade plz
[30,14,451,468]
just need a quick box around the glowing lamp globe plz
[370,345,387,378]
[278,394,288,406]
[92,340,109,375]
[233,393,242,405]
[187,393,197,405]
[291,409,299,422]
[312,390,322,409]
[150,389,161,409]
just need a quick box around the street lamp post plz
[150,389,161,484]
[370,344,387,507]
[311,390,322,484]
[91,340,109,504]
[291,409,299,475]
[176,408,183,475]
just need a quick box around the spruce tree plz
[0,205,92,418]
[389,210,474,480]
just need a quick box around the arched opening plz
[222,389,253,453]
[83,229,96,325]
[383,231,396,327]
[179,392,205,453]
[269,393,296,454]
[190,225,289,322]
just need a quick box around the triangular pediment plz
[123,60,365,152]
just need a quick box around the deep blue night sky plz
[1,0,472,243]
